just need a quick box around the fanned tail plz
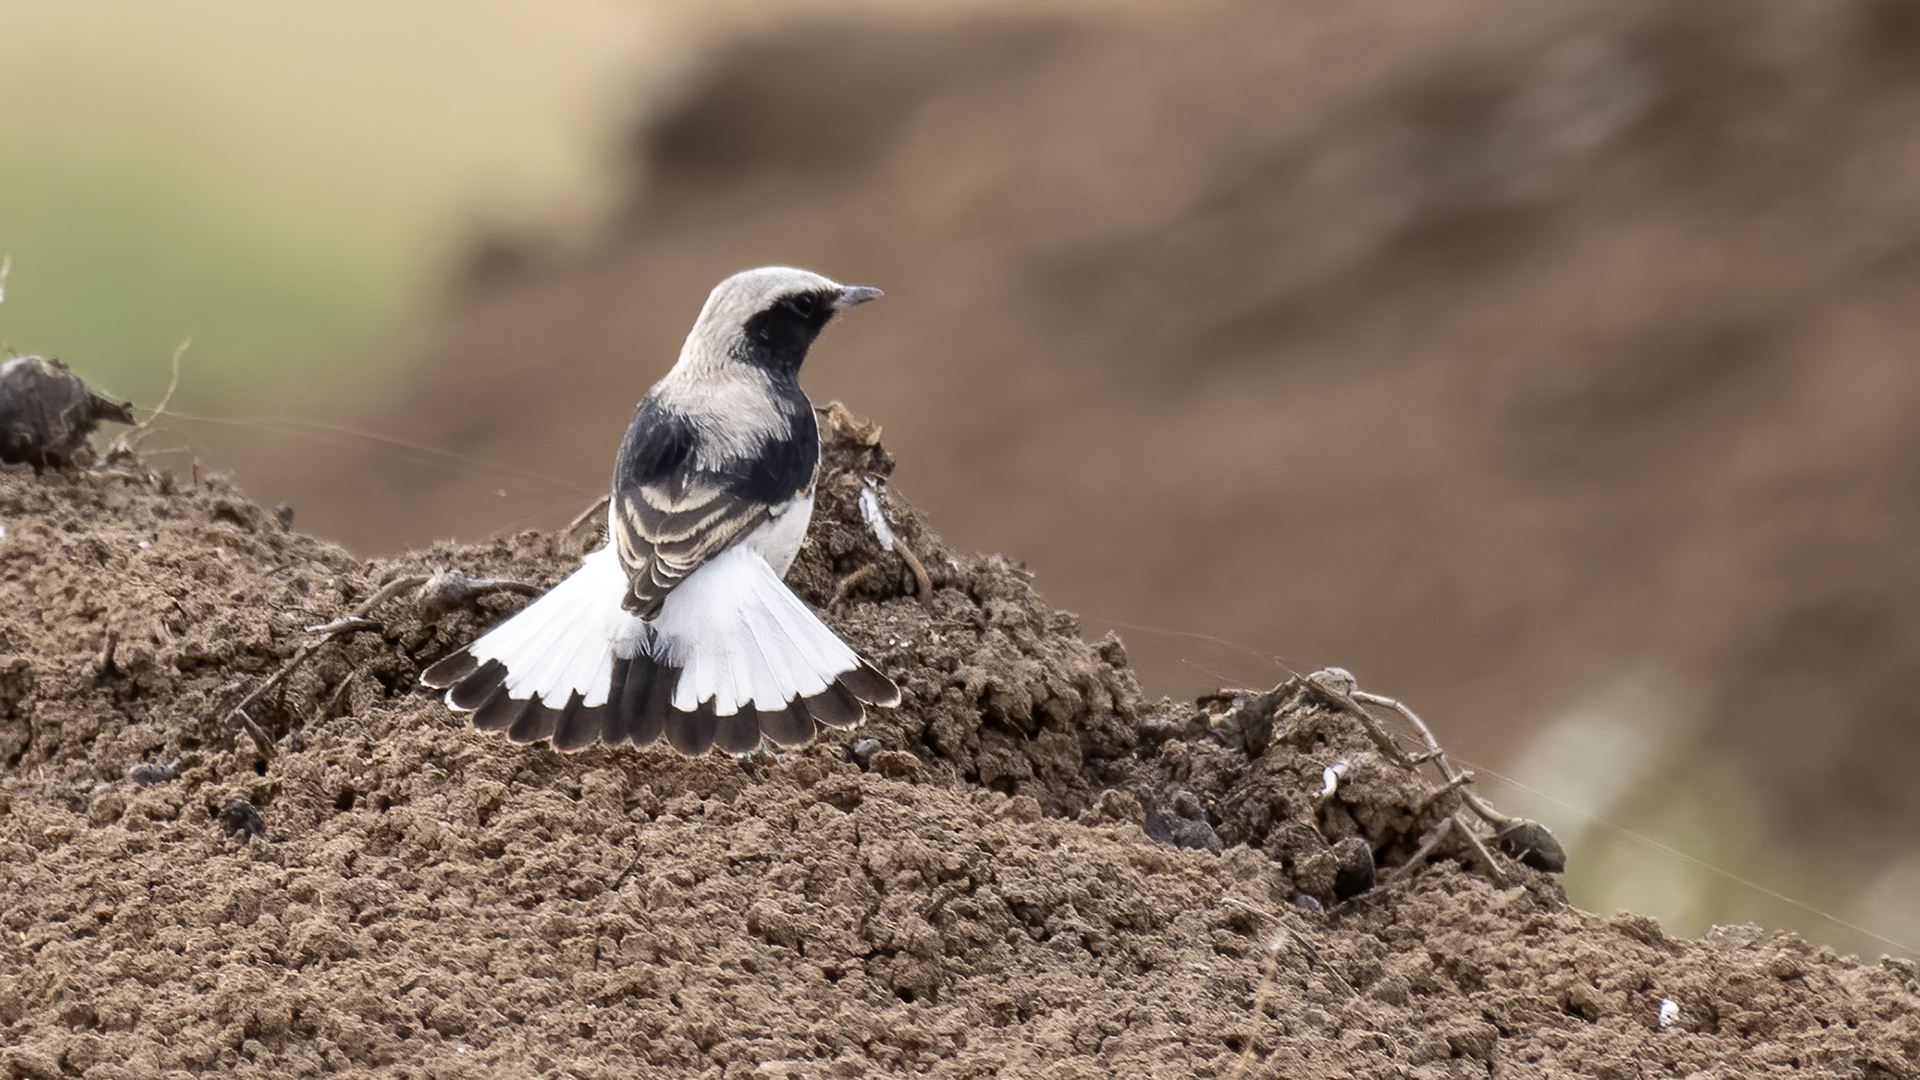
[421,544,898,754]
[420,546,634,749]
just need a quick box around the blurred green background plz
[0,0,653,403]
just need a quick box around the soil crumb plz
[2,425,1915,1078]
[0,357,133,470]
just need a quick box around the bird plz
[421,266,900,755]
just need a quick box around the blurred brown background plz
[13,0,1920,954]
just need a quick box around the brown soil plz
[3,434,1917,1078]
[205,0,1920,942]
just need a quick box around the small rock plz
[2,1044,63,1080]
[88,788,127,827]
[870,749,923,781]
[1144,809,1224,853]
[1294,848,1339,902]
[999,795,1043,824]
[1495,818,1567,873]
[126,760,178,786]
[1368,971,1411,1004]
[1331,836,1376,900]
[1137,713,1191,741]
[1443,1020,1500,1062]
[1766,952,1805,981]
[1077,789,1145,828]
[217,798,266,840]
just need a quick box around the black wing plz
[610,397,818,618]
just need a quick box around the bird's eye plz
[781,294,819,318]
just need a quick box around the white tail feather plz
[459,543,866,719]
[465,546,632,708]
[653,545,855,714]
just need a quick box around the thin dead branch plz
[1292,667,1566,880]
[831,563,879,606]
[564,494,611,549]
[219,568,537,757]
[895,538,935,606]
[109,340,190,459]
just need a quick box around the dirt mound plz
[4,433,1916,1077]
[209,0,1920,945]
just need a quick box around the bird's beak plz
[833,285,883,309]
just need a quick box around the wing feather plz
[609,394,817,618]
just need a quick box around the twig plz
[321,669,359,721]
[1385,818,1460,885]
[1298,670,1416,768]
[219,569,534,755]
[416,571,542,616]
[1351,688,1510,831]
[1222,897,1359,1000]
[336,574,431,623]
[222,644,323,759]
[1227,915,1289,1078]
[1384,816,1505,887]
[610,851,645,892]
[1453,819,1510,886]
[1278,921,1359,1001]
[306,616,380,637]
[564,494,611,546]
[1305,669,1564,879]
[1415,770,1475,812]
[232,707,276,756]
[895,538,935,606]
[110,340,190,458]
[1221,897,1362,1080]
[831,563,878,606]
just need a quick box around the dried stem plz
[109,340,190,458]
[220,569,534,757]
[1297,668,1561,881]
[1351,687,1514,831]
[564,494,611,548]
[1298,671,1417,768]
[894,539,935,606]
[831,563,879,606]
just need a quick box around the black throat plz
[731,290,840,382]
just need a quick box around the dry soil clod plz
[215,797,266,840]
[0,356,134,469]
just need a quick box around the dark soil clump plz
[0,357,133,470]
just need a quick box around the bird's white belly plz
[739,492,814,578]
